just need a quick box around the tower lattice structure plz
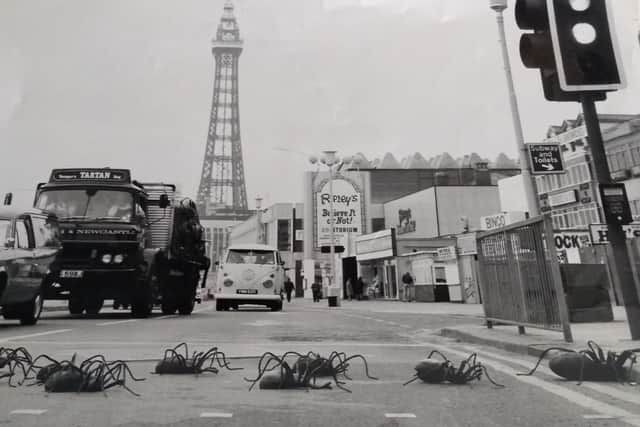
[197,1,249,219]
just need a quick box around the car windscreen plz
[35,189,134,222]
[0,219,10,245]
[226,249,275,265]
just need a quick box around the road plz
[0,298,638,427]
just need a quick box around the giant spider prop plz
[0,347,34,386]
[403,350,504,388]
[293,351,378,381]
[245,351,377,392]
[154,342,241,375]
[22,353,145,395]
[518,340,640,384]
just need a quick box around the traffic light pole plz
[581,93,640,340]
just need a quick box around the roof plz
[0,206,53,219]
[227,243,277,251]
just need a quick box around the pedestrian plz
[369,275,379,300]
[311,281,321,302]
[402,271,414,302]
[355,276,364,300]
[345,278,353,301]
[284,276,295,302]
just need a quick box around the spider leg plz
[402,375,420,386]
[427,350,450,362]
[517,347,576,376]
[339,354,378,380]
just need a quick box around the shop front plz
[398,245,463,302]
[355,229,398,299]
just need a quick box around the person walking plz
[311,281,321,302]
[284,276,295,303]
[402,271,415,302]
[345,278,353,301]
[355,276,364,300]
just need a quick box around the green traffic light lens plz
[572,23,596,44]
[569,0,590,11]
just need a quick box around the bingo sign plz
[315,177,363,247]
[527,143,565,174]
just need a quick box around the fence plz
[476,215,573,342]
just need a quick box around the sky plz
[1,0,639,208]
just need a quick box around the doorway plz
[342,257,357,299]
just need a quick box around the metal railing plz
[476,215,573,342]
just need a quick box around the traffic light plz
[547,0,625,92]
[515,0,614,101]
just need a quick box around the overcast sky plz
[1,0,639,208]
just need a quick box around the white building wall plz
[498,175,529,213]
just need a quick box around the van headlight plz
[101,254,112,264]
[223,279,234,287]
[262,280,273,288]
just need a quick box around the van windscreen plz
[226,249,275,265]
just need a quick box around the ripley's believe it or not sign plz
[315,177,363,247]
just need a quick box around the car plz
[0,206,61,325]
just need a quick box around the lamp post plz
[489,0,540,217]
[310,150,342,307]
[255,196,264,244]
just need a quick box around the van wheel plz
[215,300,225,311]
[270,300,283,312]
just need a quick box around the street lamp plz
[255,196,265,244]
[309,150,342,307]
[489,0,540,217]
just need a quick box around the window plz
[31,216,59,247]
[15,220,30,249]
[433,266,446,284]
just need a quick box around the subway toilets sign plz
[315,177,363,247]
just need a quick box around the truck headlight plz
[262,280,273,288]
[101,254,112,264]
[113,254,124,264]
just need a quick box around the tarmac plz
[41,298,640,381]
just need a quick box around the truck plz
[33,168,210,317]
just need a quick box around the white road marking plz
[0,329,72,343]
[584,415,621,420]
[193,305,215,314]
[96,319,138,326]
[155,315,178,320]
[200,412,233,418]
[10,410,47,415]
[459,345,640,407]
[430,343,640,427]
[385,413,416,418]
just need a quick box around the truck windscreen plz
[36,189,134,222]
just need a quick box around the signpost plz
[527,143,565,174]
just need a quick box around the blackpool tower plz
[197,1,250,220]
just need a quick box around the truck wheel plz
[161,303,176,315]
[85,298,103,315]
[178,299,195,315]
[68,297,84,315]
[19,292,44,326]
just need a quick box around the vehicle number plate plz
[237,289,258,295]
[60,270,84,279]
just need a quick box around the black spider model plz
[154,342,241,375]
[246,351,378,392]
[518,340,640,384]
[0,346,34,386]
[403,350,504,388]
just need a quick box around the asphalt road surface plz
[0,298,638,427]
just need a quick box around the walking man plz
[401,271,414,302]
[311,281,321,302]
[284,276,295,303]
